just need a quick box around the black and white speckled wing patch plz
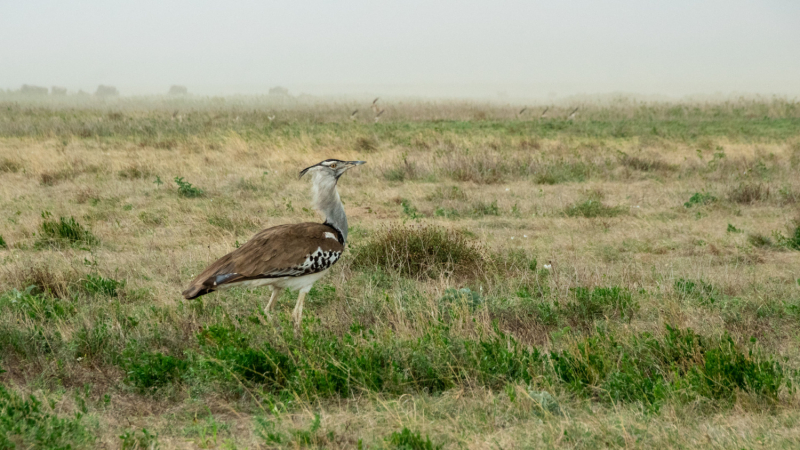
[261,247,342,278]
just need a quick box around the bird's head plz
[299,159,366,180]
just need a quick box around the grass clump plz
[728,182,770,204]
[0,157,22,173]
[564,199,625,218]
[123,352,189,393]
[387,427,442,450]
[748,233,774,248]
[0,286,76,320]
[619,153,674,172]
[36,213,97,248]
[551,326,789,410]
[0,235,7,249]
[119,428,158,450]
[675,278,717,305]
[81,274,125,297]
[684,192,717,208]
[174,176,204,198]
[351,224,484,279]
[0,384,96,449]
[567,286,638,323]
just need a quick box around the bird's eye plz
[330,163,337,168]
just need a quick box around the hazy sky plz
[2,0,799,98]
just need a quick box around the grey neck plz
[311,171,348,243]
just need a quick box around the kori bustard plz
[182,159,365,330]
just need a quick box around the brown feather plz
[182,223,344,299]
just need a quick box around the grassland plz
[0,95,799,449]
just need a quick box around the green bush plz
[565,199,625,218]
[0,286,76,320]
[568,286,638,322]
[0,384,96,449]
[675,278,717,305]
[350,224,484,279]
[387,427,442,450]
[36,214,97,248]
[174,176,204,198]
[119,428,158,450]
[684,192,717,208]
[81,274,125,297]
[124,352,189,392]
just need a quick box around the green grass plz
[174,176,204,198]
[387,427,442,450]
[35,213,97,248]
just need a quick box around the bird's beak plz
[347,161,366,167]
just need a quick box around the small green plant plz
[568,286,638,322]
[124,351,188,392]
[0,384,95,449]
[351,224,484,279]
[0,286,76,320]
[120,428,159,450]
[565,199,625,218]
[174,176,204,197]
[726,223,742,233]
[82,273,125,297]
[675,278,717,305]
[434,206,459,218]
[684,192,716,208]
[401,199,423,219]
[747,233,773,248]
[0,235,7,249]
[439,287,483,311]
[36,212,97,248]
[153,175,163,186]
[774,218,800,251]
[472,200,500,216]
[386,427,442,450]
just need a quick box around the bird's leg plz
[263,287,283,318]
[291,287,311,333]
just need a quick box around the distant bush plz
[350,224,484,279]
[123,352,188,392]
[386,427,442,450]
[82,274,125,297]
[0,384,95,449]
[174,176,204,197]
[567,286,638,322]
[728,182,769,204]
[36,213,97,248]
[684,192,717,208]
[565,199,625,218]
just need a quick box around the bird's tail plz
[182,284,213,300]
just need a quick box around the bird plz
[182,159,366,331]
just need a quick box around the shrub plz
[0,384,95,449]
[0,286,76,320]
[124,352,188,392]
[619,154,674,172]
[567,286,638,322]
[747,233,773,248]
[119,428,158,450]
[728,182,769,204]
[674,278,717,305]
[174,176,204,197]
[386,427,442,450]
[564,199,625,218]
[82,274,125,297]
[36,214,97,248]
[350,224,484,279]
[684,192,716,208]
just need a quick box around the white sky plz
[1,0,799,98]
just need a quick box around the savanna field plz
[1,96,800,449]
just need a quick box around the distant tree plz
[95,85,119,97]
[51,86,67,95]
[269,86,289,96]
[20,84,48,95]
[168,85,188,95]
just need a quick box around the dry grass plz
[1,97,799,448]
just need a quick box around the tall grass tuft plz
[351,223,484,279]
[36,214,97,248]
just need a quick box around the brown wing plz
[182,223,344,299]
